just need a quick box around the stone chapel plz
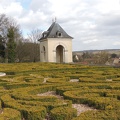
[39,21,73,63]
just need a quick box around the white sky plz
[0,0,120,51]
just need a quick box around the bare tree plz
[0,14,9,43]
[0,14,23,62]
[93,51,109,64]
[28,29,42,43]
[16,40,40,62]
[27,29,42,62]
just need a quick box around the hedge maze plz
[0,62,120,120]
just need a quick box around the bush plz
[50,106,77,120]
[1,94,47,120]
[72,110,120,120]
[0,108,21,120]
[18,99,72,112]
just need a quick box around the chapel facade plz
[39,21,73,63]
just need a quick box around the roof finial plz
[52,17,57,23]
[55,17,57,22]
[52,18,54,23]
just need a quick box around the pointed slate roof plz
[39,22,73,40]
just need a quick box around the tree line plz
[0,14,41,63]
[73,51,119,65]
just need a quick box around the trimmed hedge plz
[1,94,47,120]
[18,99,72,112]
[63,90,120,110]
[72,110,120,120]
[46,77,70,83]
[0,62,120,119]
[0,108,21,120]
[10,85,58,102]
[50,106,77,120]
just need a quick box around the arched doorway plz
[43,46,46,62]
[56,45,64,63]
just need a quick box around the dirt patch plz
[0,72,6,77]
[37,91,63,99]
[38,88,97,119]
[43,78,49,83]
[72,104,96,116]
[70,79,79,82]
[37,91,96,117]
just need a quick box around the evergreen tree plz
[0,14,23,63]
[0,35,5,58]
[7,27,16,63]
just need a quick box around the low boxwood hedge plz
[0,108,21,120]
[1,94,47,120]
[72,110,120,120]
[50,106,77,120]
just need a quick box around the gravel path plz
[0,72,6,77]
[43,78,49,83]
[70,79,79,82]
[40,78,96,119]
[37,91,96,117]
[43,78,80,83]
[37,91,63,99]
[72,104,95,116]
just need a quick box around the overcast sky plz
[0,0,120,51]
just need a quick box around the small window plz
[43,31,48,38]
[56,31,62,37]
[58,33,61,36]
[43,33,47,37]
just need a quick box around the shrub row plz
[50,106,77,120]
[0,62,120,119]
[1,94,47,120]
[63,90,120,110]
[72,110,120,120]
[9,85,61,103]
[46,77,70,83]
[18,99,72,112]
[0,108,21,120]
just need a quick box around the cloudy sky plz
[0,0,120,51]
